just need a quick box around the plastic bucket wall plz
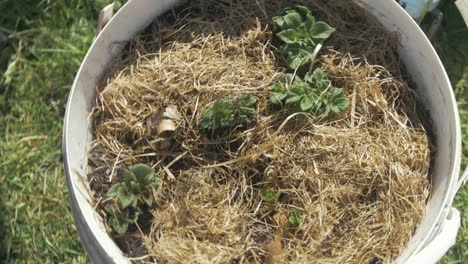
[63,0,461,263]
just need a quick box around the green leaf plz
[238,107,255,118]
[270,92,287,105]
[309,21,335,39]
[104,203,120,215]
[298,45,315,59]
[293,75,305,85]
[200,99,235,130]
[118,185,135,209]
[279,74,294,84]
[311,68,326,82]
[273,5,335,71]
[142,194,153,207]
[131,207,142,222]
[120,195,135,209]
[108,215,129,235]
[329,87,343,98]
[304,18,315,34]
[236,95,257,108]
[144,176,161,189]
[270,80,288,103]
[129,181,140,193]
[303,71,314,84]
[300,95,315,111]
[282,11,302,28]
[329,97,349,113]
[145,174,161,188]
[294,5,313,19]
[289,210,302,228]
[105,204,131,235]
[130,163,154,179]
[154,176,162,187]
[290,82,307,95]
[200,96,256,130]
[269,66,348,119]
[123,169,136,184]
[142,170,155,184]
[259,188,281,204]
[234,96,257,124]
[317,80,329,91]
[272,15,285,28]
[104,163,163,236]
[277,29,303,44]
[285,95,303,105]
[284,44,314,69]
[286,50,306,70]
[106,183,123,198]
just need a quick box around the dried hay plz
[87,0,432,263]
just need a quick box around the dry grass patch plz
[87,0,432,263]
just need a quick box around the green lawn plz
[0,0,466,263]
[433,1,468,263]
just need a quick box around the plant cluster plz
[104,164,162,235]
[259,188,281,204]
[200,95,257,130]
[270,68,349,118]
[272,5,335,69]
[259,188,303,228]
[288,210,302,228]
[270,5,348,119]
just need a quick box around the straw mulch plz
[88,0,431,263]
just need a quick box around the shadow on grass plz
[0,189,8,259]
[431,0,468,85]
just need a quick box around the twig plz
[108,149,122,182]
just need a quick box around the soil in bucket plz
[87,0,433,263]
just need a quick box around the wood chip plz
[157,119,176,137]
[265,229,282,264]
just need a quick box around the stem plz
[418,0,432,24]
[309,41,323,72]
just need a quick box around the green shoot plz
[259,188,281,204]
[288,210,302,228]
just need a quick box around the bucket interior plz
[63,0,461,262]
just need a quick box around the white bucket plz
[63,0,467,263]
[396,0,441,20]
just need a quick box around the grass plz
[433,1,468,263]
[0,0,121,262]
[0,0,466,262]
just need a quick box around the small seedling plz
[272,5,335,69]
[270,68,348,118]
[200,95,257,130]
[104,203,137,236]
[234,95,257,123]
[104,163,162,235]
[288,210,302,228]
[259,188,281,204]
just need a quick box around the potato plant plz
[270,68,348,118]
[200,95,257,130]
[272,5,335,69]
[104,164,161,235]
